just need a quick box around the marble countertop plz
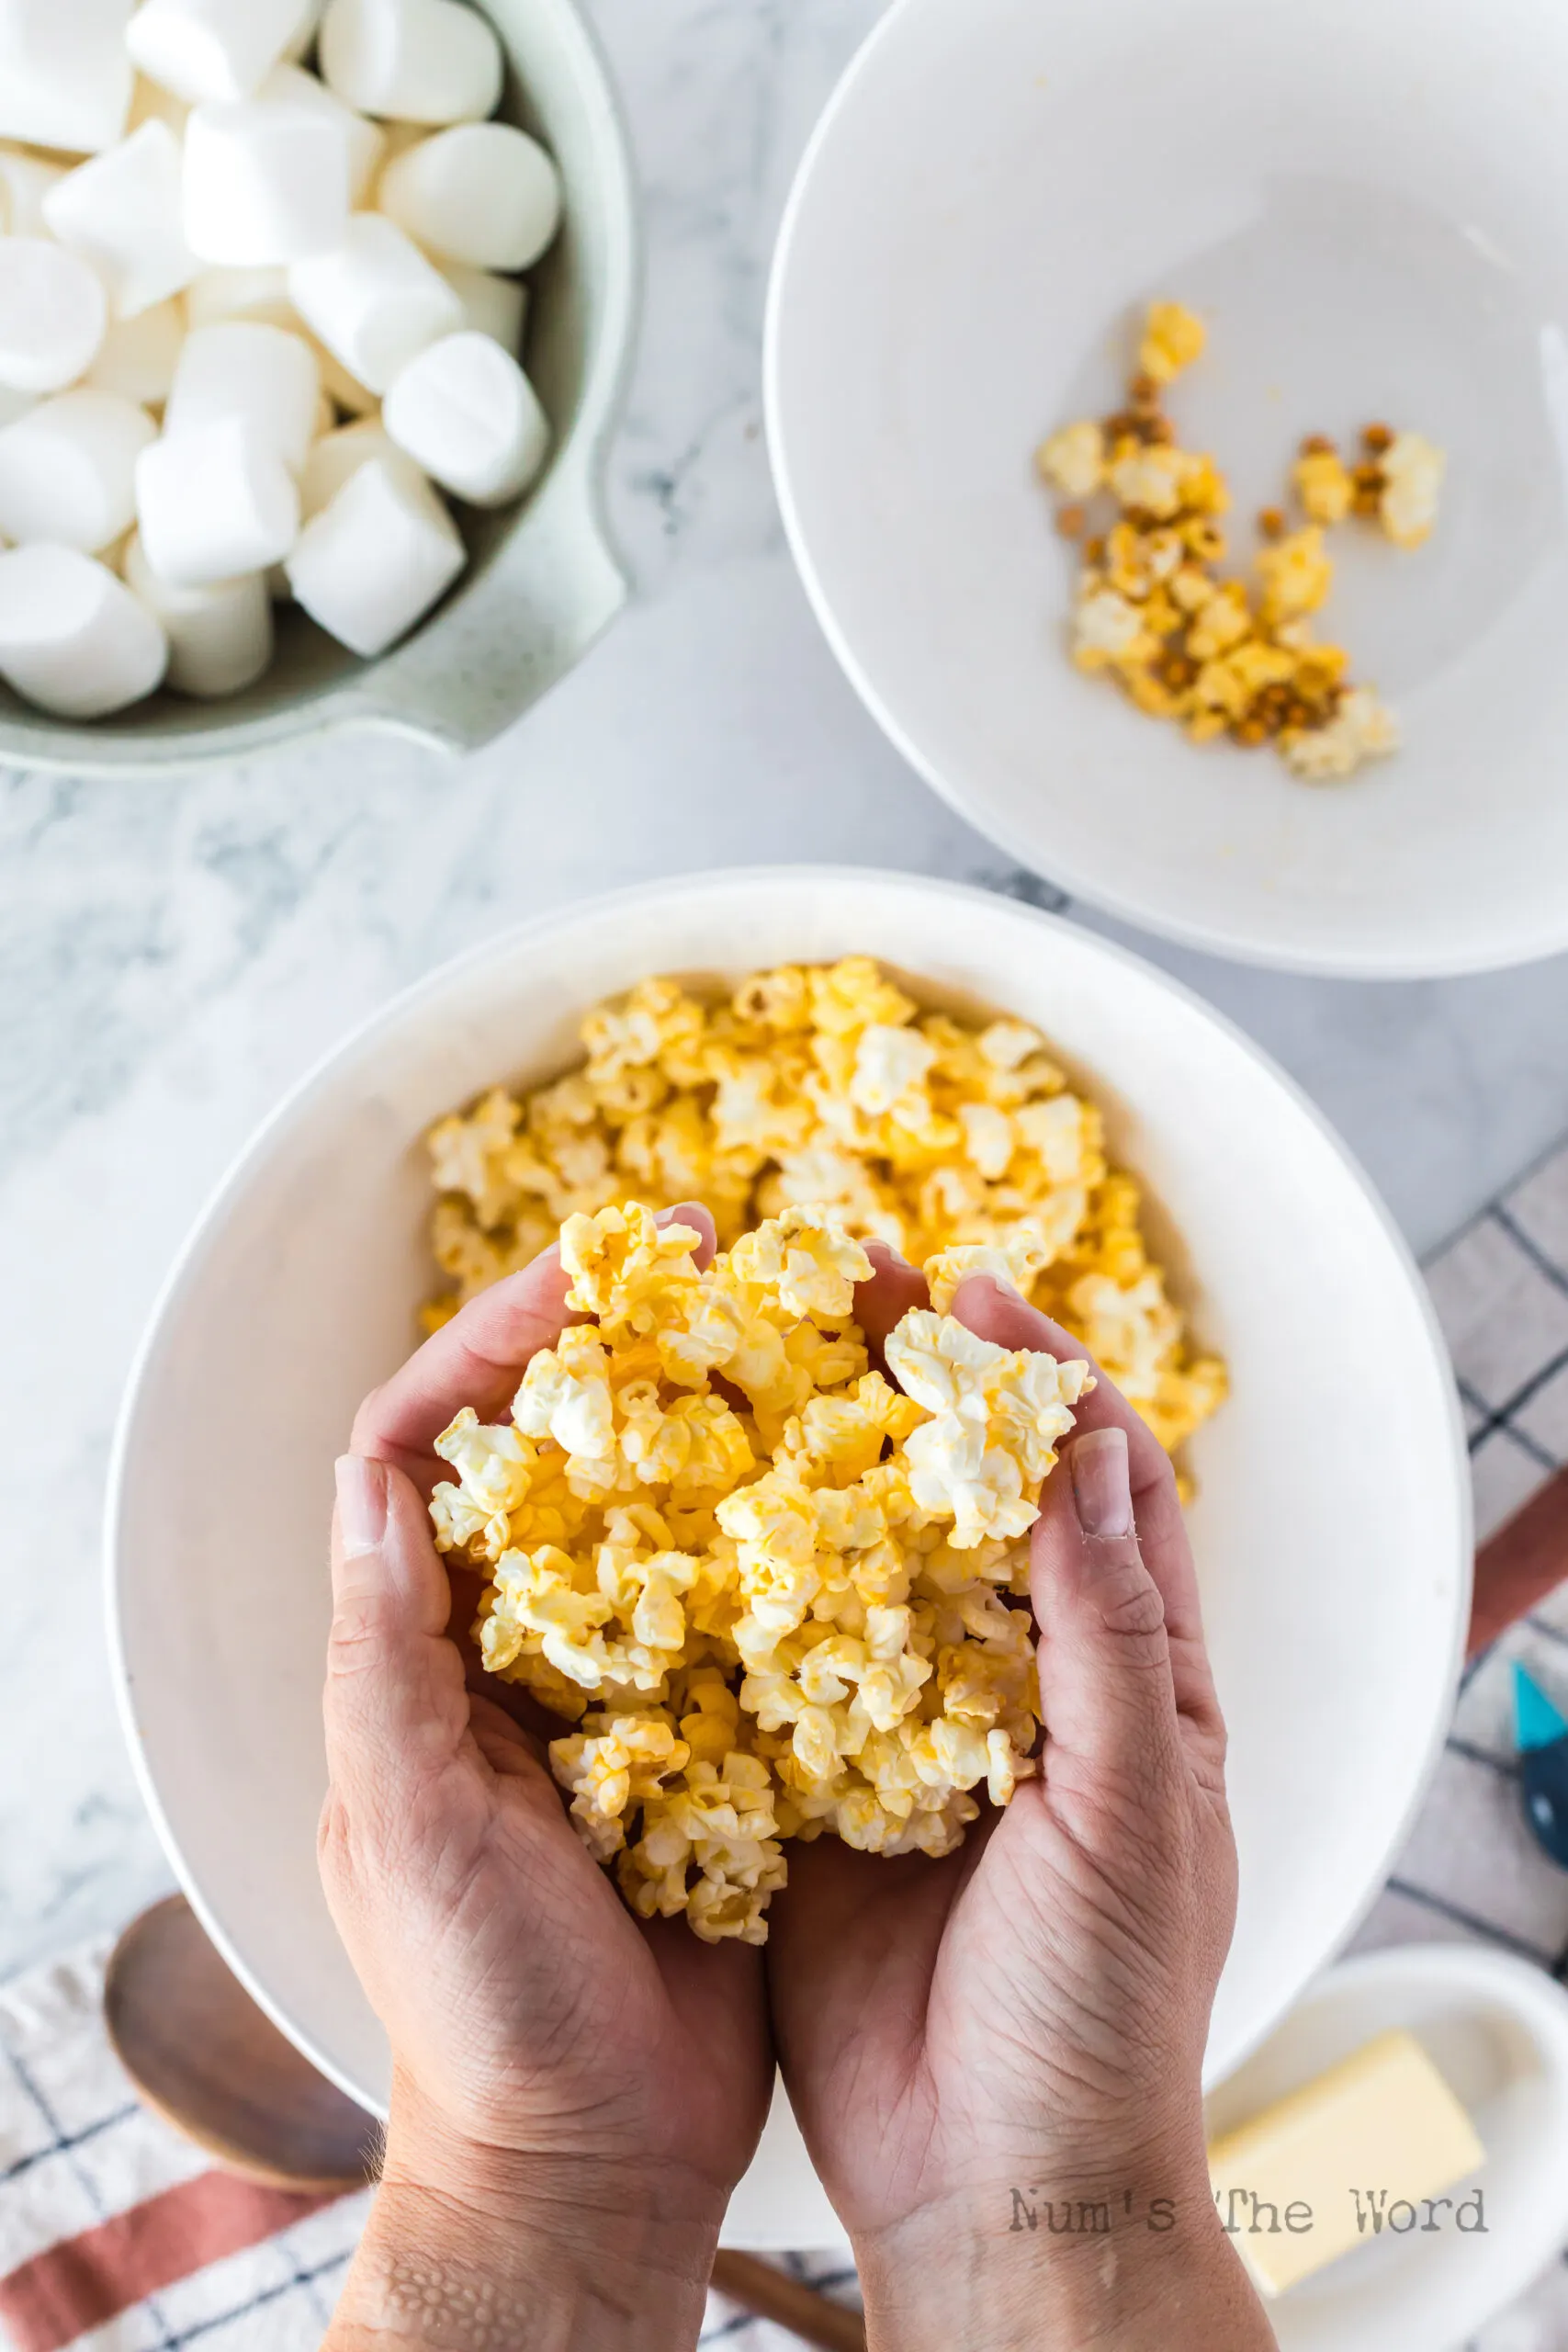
[4,0,1568,1982]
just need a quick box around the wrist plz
[324,2077,726,2352]
[853,2144,1275,2352]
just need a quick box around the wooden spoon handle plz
[710,2252,864,2350]
[1468,1465,1568,1657]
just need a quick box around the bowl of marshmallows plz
[0,0,638,771]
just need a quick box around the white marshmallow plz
[184,94,353,266]
[87,302,187,406]
[123,528,273,695]
[0,386,36,430]
[129,0,313,106]
[259,64,384,205]
[135,414,300,584]
[184,266,378,417]
[0,544,167,718]
[165,321,320,472]
[318,0,502,127]
[288,213,461,395]
[0,0,135,155]
[184,265,294,331]
[43,125,197,322]
[383,330,546,506]
[300,416,425,516]
[0,243,108,395]
[0,146,64,239]
[379,124,558,272]
[437,261,526,354]
[0,390,155,551]
[287,453,462,654]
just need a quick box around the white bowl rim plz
[761,0,1568,983]
[105,864,1473,2113]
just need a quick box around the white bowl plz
[1205,1944,1568,2350]
[107,868,1470,2246]
[766,0,1568,977]
[0,0,639,778]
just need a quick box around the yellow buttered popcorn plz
[423,959,1225,1466]
[430,1200,1099,1943]
[1138,300,1207,386]
[1034,305,1441,781]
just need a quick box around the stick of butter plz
[1207,2028,1484,2298]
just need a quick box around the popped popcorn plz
[1036,419,1104,501]
[430,1201,1099,1942]
[423,959,1225,1460]
[1139,300,1207,386]
[1280,684,1400,783]
[1377,430,1446,550]
[1292,446,1355,526]
[1035,303,1444,781]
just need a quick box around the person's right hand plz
[765,1256,1275,2350]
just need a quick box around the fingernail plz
[335,1454,386,1557]
[1069,1429,1134,1539]
[869,1238,916,1270]
[950,1272,1024,1314]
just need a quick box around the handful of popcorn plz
[429,1198,1093,1945]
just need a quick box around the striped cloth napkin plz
[7,1141,1568,2352]
[0,1948,858,2351]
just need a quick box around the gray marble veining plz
[3,0,1568,1981]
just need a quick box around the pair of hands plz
[319,1208,1273,2351]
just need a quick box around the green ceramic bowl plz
[0,0,639,775]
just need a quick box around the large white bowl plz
[107,869,1470,2247]
[766,0,1568,977]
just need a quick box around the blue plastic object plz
[1515,1663,1568,1753]
[1515,1665,1568,1869]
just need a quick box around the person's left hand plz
[319,1207,772,2350]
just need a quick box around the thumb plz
[1031,1427,1184,1801]
[323,1454,468,1806]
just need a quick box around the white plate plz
[1205,1944,1568,2349]
[766,0,1568,977]
[107,869,1470,2247]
